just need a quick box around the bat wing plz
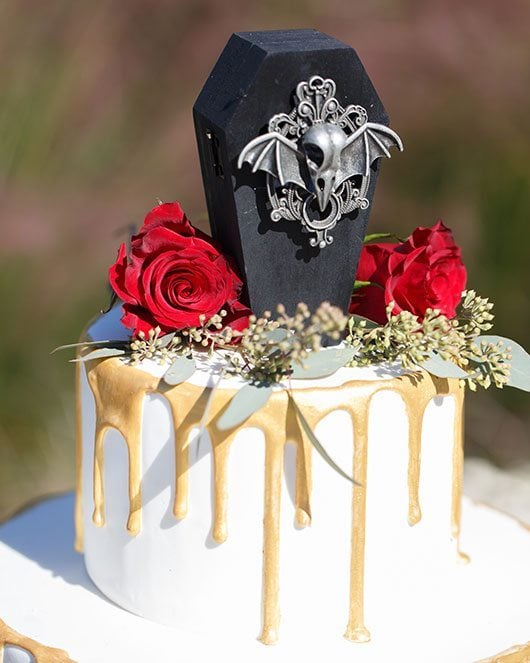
[336,123,403,188]
[238,132,307,190]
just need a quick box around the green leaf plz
[353,280,384,291]
[217,383,273,431]
[199,375,223,433]
[158,332,176,348]
[363,232,404,244]
[477,335,530,392]
[164,356,197,386]
[349,315,379,329]
[263,328,291,343]
[419,353,470,379]
[291,347,356,379]
[288,393,357,484]
[195,374,224,458]
[70,347,127,362]
[51,339,129,354]
[353,280,371,289]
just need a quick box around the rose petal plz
[121,303,165,337]
[142,202,195,236]
[355,242,397,284]
[350,284,389,324]
[224,300,252,333]
[108,243,137,304]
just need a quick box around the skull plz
[302,123,347,212]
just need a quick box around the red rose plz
[109,202,251,336]
[348,242,398,325]
[350,220,467,324]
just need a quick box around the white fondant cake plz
[76,307,466,645]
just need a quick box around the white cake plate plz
[0,494,529,663]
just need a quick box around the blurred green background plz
[0,0,529,521]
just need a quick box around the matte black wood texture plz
[194,29,389,318]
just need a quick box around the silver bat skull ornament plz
[238,76,404,249]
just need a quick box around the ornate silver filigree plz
[238,75,403,249]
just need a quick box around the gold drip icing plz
[292,406,313,529]
[345,394,371,643]
[450,384,469,563]
[86,361,159,535]
[75,358,465,644]
[209,428,235,544]
[0,619,74,663]
[477,642,530,663]
[164,386,207,520]
[405,398,427,527]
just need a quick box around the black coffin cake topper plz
[194,30,403,318]
[238,75,403,249]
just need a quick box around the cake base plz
[0,495,529,663]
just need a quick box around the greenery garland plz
[54,290,530,482]
[56,288,529,394]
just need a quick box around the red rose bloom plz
[350,220,467,324]
[109,202,251,336]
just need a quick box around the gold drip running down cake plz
[35,28,528,663]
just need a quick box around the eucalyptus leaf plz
[349,315,379,329]
[217,383,273,431]
[263,328,291,343]
[288,393,357,484]
[158,332,176,348]
[477,335,530,392]
[363,232,404,243]
[70,347,127,362]
[196,374,224,459]
[164,356,197,386]
[291,347,356,379]
[52,339,130,354]
[419,353,470,379]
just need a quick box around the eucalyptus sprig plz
[54,294,529,486]
[457,289,495,338]
[128,311,240,365]
[344,291,526,391]
[54,291,529,394]
[346,305,462,370]
[464,339,512,391]
[229,302,349,384]
[53,310,239,367]
[180,311,239,352]
[126,328,176,364]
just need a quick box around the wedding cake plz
[69,206,526,655]
[1,29,529,663]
